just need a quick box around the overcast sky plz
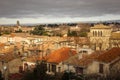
[0,0,120,24]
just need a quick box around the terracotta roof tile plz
[10,33,16,37]
[77,51,102,67]
[46,47,76,63]
[0,53,15,62]
[64,48,120,67]
[0,43,5,47]
[64,51,103,67]
[97,47,120,63]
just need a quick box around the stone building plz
[63,47,120,77]
[88,24,112,50]
[110,31,120,48]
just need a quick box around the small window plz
[52,64,56,72]
[99,64,104,73]
[58,67,61,72]
[95,31,97,36]
[100,31,102,36]
[48,64,51,72]
[93,31,95,36]
[83,50,87,53]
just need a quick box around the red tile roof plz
[0,43,5,47]
[10,33,16,37]
[46,47,76,64]
[64,47,120,67]
[77,51,102,67]
[97,47,120,63]
[0,53,15,62]
[64,51,103,67]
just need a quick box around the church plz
[88,24,120,50]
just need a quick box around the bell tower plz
[17,20,20,27]
[16,20,21,30]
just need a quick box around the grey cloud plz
[0,0,120,18]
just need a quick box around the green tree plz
[3,31,11,34]
[15,29,22,33]
[67,29,71,37]
[31,26,46,35]
[34,60,47,79]
[23,60,47,80]
[67,29,78,37]
[71,31,78,37]
[79,32,87,37]
[78,27,89,37]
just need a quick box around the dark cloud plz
[0,0,120,18]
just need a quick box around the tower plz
[89,24,112,50]
[17,20,20,27]
[16,20,21,30]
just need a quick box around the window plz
[19,66,23,73]
[99,43,102,50]
[99,64,104,73]
[48,64,51,72]
[95,31,97,36]
[24,63,28,71]
[83,50,87,53]
[52,64,56,73]
[98,31,100,37]
[93,31,95,36]
[100,31,102,36]
[76,67,83,74]
[58,67,61,72]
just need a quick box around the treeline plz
[35,23,77,28]
[30,26,47,36]
[67,27,89,37]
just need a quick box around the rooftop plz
[111,32,120,39]
[64,51,103,67]
[91,24,111,29]
[46,47,76,64]
[97,47,120,63]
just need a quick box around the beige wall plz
[89,24,112,50]
[0,37,8,43]
[8,59,23,73]
[85,61,110,76]
[85,61,99,74]
[56,62,75,73]
[109,57,120,74]
[0,59,23,74]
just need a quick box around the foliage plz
[78,27,89,37]
[61,71,83,80]
[67,29,71,36]
[47,24,59,27]
[79,32,87,37]
[3,31,11,34]
[67,29,78,37]
[61,71,69,80]
[0,70,3,80]
[71,31,78,37]
[67,27,88,37]
[31,25,46,35]
[51,31,62,37]
[22,60,47,80]
[15,29,22,33]
[66,23,77,26]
